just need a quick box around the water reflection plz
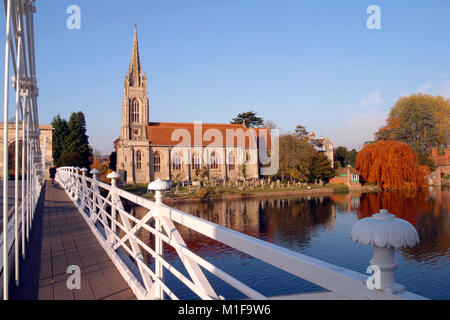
[126,187,449,299]
[171,196,336,251]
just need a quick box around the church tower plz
[121,24,149,141]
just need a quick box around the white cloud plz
[436,73,449,79]
[360,90,384,108]
[335,91,389,150]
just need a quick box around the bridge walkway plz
[9,182,135,300]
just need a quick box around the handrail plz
[56,167,427,300]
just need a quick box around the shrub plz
[197,186,215,201]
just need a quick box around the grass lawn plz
[122,182,351,201]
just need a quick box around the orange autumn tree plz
[356,140,429,190]
[90,158,112,183]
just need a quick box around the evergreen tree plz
[60,112,93,169]
[308,151,335,183]
[334,146,348,168]
[344,149,358,167]
[231,111,264,128]
[293,125,309,141]
[109,151,117,171]
[50,115,69,166]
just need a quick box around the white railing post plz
[89,169,99,221]
[148,179,171,300]
[80,168,88,211]
[107,171,121,245]
[351,209,420,294]
[74,167,80,202]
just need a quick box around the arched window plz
[210,152,219,170]
[228,152,235,171]
[132,99,140,123]
[136,151,142,170]
[172,153,182,171]
[192,153,201,171]
[153,152,161,173]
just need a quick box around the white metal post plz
[2,0,12,301]
[26,108,30,241]
[21,95,26,258]
[14,20,23,286]
[155,191,164,300]
[148,179,171,300]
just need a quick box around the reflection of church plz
[0,123,53,179]
[116,25,271,184]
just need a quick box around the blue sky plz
[1,0,449,155]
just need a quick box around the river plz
[128,187,449,300]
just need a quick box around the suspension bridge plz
[1,0,428,301]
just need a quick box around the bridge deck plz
[9,182,136,300]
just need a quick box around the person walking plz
[49,165,57,185]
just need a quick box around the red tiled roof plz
[146,122,272,150]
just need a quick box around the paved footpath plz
[9,182,136,300]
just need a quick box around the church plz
[116,25,273,185]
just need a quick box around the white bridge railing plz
[56,167,426,300]
[1,0,44,300]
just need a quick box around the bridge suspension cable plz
[1,0,43,300]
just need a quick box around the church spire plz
[128,23,142,87]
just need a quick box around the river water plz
[128,187,449,300]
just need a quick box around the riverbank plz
[123,183,379,204]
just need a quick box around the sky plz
[1,0,449,155]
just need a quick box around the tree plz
[58,153,84,168]
[356,140,429,190]
[293,125,309,141]
[240,163,248,181]
[109,151,117,171]
[278,135,315,182]
[344,149,358,167]
[60,112,93,169]
[376,94,449,168]
[334,146,348,168]
[51,115,69,166]
[308,151,335,183]
[231,111,264,128]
